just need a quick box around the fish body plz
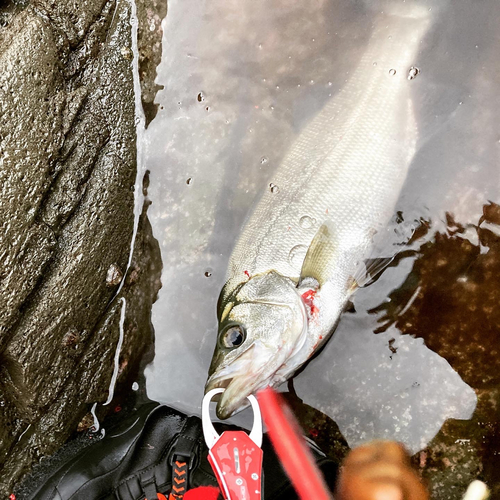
[206,3,431,418]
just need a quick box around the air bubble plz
[260,157,268,164]
[132,382,139,391]
[288,245,308,267]
[299,215,316,229]
[269,183,279,193]
[197,92,205,102]
[204,270,212,277]
[389,69,396,76]
[407,66,420,80]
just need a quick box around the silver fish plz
[206,3,431,418]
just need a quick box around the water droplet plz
[388,35,392,40]
[309,79,314,85]
[258,43,263,49]
[389,69,396,76]
[205,106,210,112]
[260,157,268,164]
[204,270,212,277]
[269,183,279,193]
[186,177,193,185]
[276,85,280,90]
[328,81,332,86]
[299,215,316,229]
[407,66,420,80]
[373,62,377,67]
[197,92,205,102]
[132,382,139,391]
[288,245,308,267]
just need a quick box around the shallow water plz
[142,0,500,480]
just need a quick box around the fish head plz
[205,271,308,419]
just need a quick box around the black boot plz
[17,403,338,500]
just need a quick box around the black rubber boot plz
[17,403,338,500]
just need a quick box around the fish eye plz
[220,324,246,349]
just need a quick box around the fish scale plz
[207,2,432,419]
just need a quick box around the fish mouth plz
[205,343,275,419]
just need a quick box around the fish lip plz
[204,374,253,419]
[205,342,274,419]
[205,343,256,392]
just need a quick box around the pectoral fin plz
[352,256,395,289]
[299,224,338,287]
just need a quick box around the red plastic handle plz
[257,387,333,500]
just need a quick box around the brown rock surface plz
[0,0,164,493]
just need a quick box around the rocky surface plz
[359,205,500,499]
[0,0,164,494]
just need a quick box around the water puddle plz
[140,0,500,493]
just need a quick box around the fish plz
[205,2,431,419]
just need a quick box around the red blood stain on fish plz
[244,270,250,279]
[301,290,319,317]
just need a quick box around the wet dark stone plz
[283,384,350,471]
[106,263,124,287]
[369,204,500,499]
[135,0,168,127]
[0,0,163,494]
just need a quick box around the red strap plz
[184,486,220,500]
[168,460,188,500]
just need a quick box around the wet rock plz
[0,0,163,494]
[106,263,124,287]
[370,204,500,499]
[282,386,350,471]
[76,412,95,433]
[61,329,81,349]
[135,0,168,126]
